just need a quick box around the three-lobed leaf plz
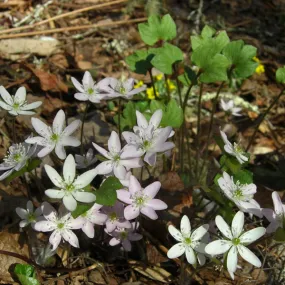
[276,66,285,84]
[14,264,39,285]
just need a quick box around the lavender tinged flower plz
[0,86,42,116]
[117,175,167,220]
[44,154,97,211]
[93,131,143,179]
[75,148,97,169]
[102,201,131,233]
[122,110,175,166]
[79,204,107,238]
[262,192,285,233]
[34,202,84,250]
[0,142,37,181]
[16,201,42,228]
[108,222,142,251]
[71,71,110,103]
[25,109,81,159]
[101,77,146,99]
[220,99,242,116]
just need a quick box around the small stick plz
[0,17,147,39]
[0,0,128,35]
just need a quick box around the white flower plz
[34,202,84,250]
[16,201,42,228]
[205,211,266,280]
[220,99,242,116]
[0,86,42,116]
[122,110,175,166]
[79,204,107,238]
[0,142,37,181]
[71,71,110,103]
[93,131,143,179]
[220,130,248,164]
[218,172,262,217]
[44,154,97,211]
[167,215,209,266]
[25,109,81,159]
[262,192,285,233]
[75,148,97,169]
[101,77,146,99]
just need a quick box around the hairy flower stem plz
[195,83,204,181]
[149,70,158,99]
[118,98,122,144]
[246,87,285,151]
[80,102,90,154]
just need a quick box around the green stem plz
[246,87,285,151]
[195,83,204,180]
[149,70,158,99]
[174,65,183,107]
[118,98,122,144]
[80,102,90,155]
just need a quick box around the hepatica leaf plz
[138,14,176,46]
[276,66,285,84]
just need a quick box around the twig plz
[0,0,128,35]
[0,17,147,39]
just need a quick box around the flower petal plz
[21,101,42,110]
[141,206,158,220]
[63,120,81,136]
[82,221,94,238]
[191,224,209,242]
[63,195,77,211]
[73,191,96,203]
[185,246,196,265]
[108,131,121,152]
[92,142,111,159]
[0,85,13,104]
[205,240,232,255]
[215,215,233,239]
[53,109,65,134]
[145,199,167,210]
[149,109,162,129]
[117,190,132,204]
[45,189,65,199]
[237,245,261,267]
[0,101,12,110]
[61,136,81,147]
[227,246,238,274]
[38,145,54,157]
[180,215,191,238]
[41,202,57,221]
[44,165,63,187]
[120,158,143,169]
[144,152,156,166]
[62,229,79,248]
[55,144,66,160]
[34,221,57,232]
[168,225,183,241]
[73,168,97,188]
[136,110,148,128]
[14,86,26,104]
[16,208,27,219]
[144,181,161,198]
[31,117,51,137]
[71,77,84,93]
[167,243,185,259]
[129,175,141,195]
[49,230,62,250]
[239,227,266,245]
[231,211,244,238]
[62,154,76,184]
[124,205,140,220]
[272,191,284,216]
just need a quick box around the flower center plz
[233,189,243,199]
[120,231,128,239]
[13,102,20,110]
[13,153,22,162]
[184,237,192,245]
[232,238,240,246]
[65,184,75,192]
[109,212,118,221]
[4,143,27,165]
[119,86,126,94]
[87,88,94,95]
[57,223,65,229]
[134,193,148,208]
[27,213,35,222]
[113,154,120,162]
[233,143,243,153]
[50,133,59,142]
[143,140,151,150]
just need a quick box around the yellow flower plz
[155,74,163,81]
[134,80,144,88]
[253,56,265,75]
[146,87,159,100]
[166,79,176,90]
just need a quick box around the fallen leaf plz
[159,172,184,192]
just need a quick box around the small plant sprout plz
[102,76,146,99]
[34,202,84,250]
[71,71,109,103]
[16,201,42,228]
[122,110,175,166]
[205,211,266,280]
[44,154,97,211]
[220,99,242,116]
[220,130,248,164]
[93,131,143,178]
[117,175,167,220]
[218,171,262,217]
[79,204,107,238]
[262,192,285,233]
[167,215,209,266]
[102,201,131,232]
[0,86,42,116]
[0,142,37,181]
[75,148,97,169]
[25,109,81,159]
[108,222,142,251]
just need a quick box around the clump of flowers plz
[253,56,265,75]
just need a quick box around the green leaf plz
[95,177,122,206]
[222,40,258,78]
[151,43,183,74]
[114,101,137,131]
[223,156,241,174]
[135,100,149,112]
[14,264,39,285]
[125,49,156,75]
[274,227,285,242]
[178,66,197,86]
[191,25,216,50]
[233,169,253,184]
[161,99,183,128]
[201,25,216,38]
[5,158,41,183]
[149,100,166,113]
[138,14,176,46]
[276,66,285,84]
[72,203,93,218]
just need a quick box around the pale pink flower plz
[16,200,42,228]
